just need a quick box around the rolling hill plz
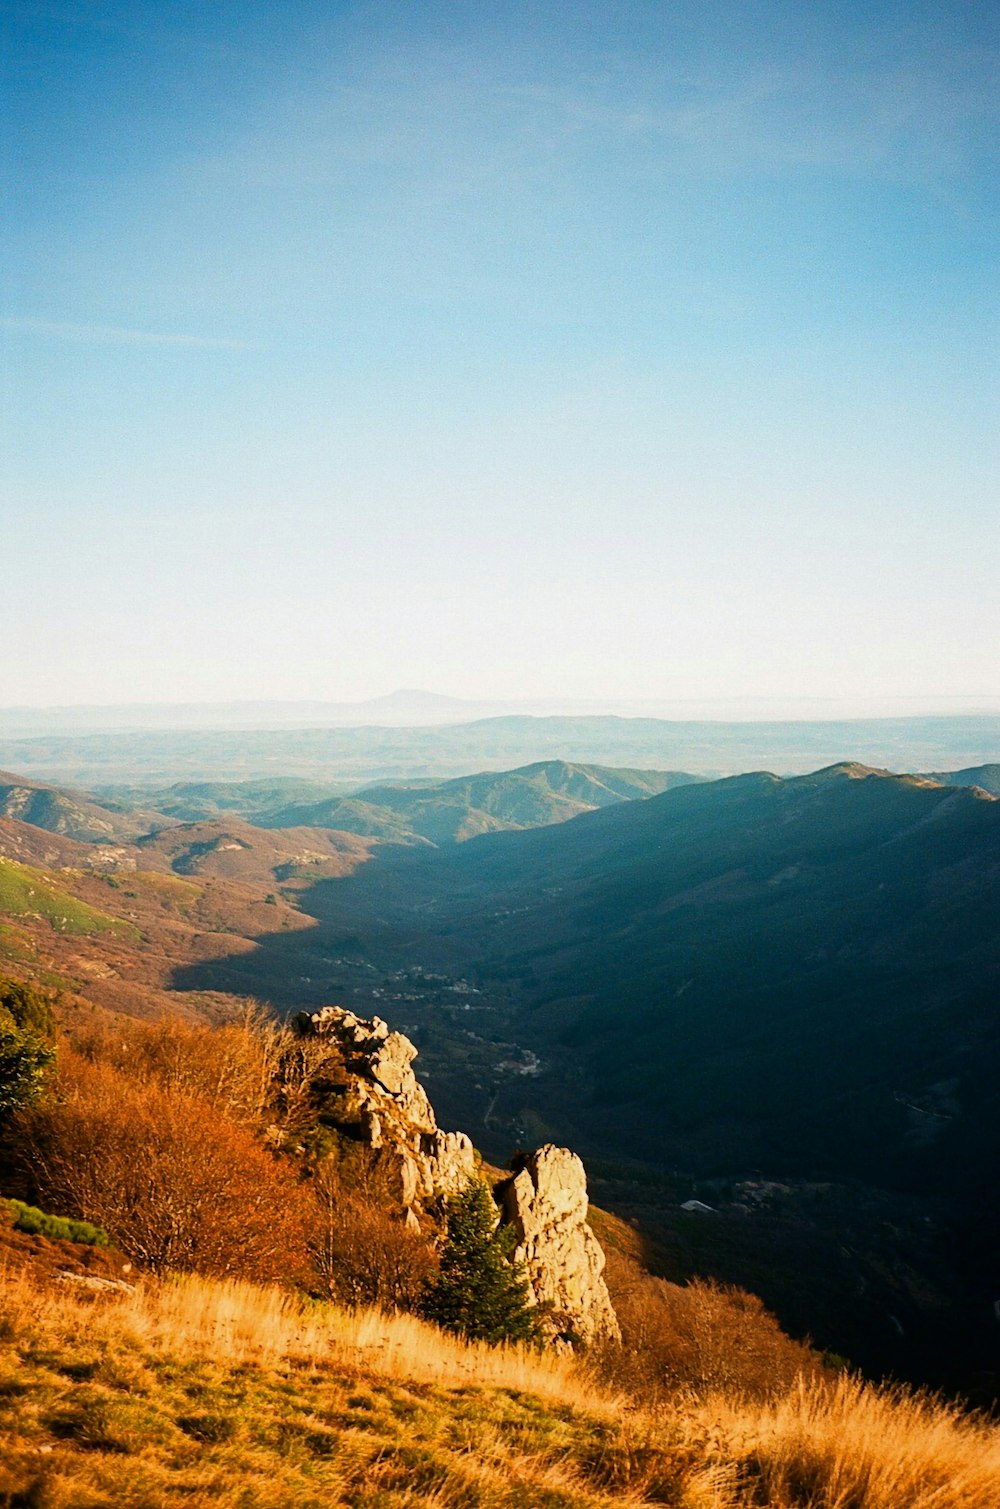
[0,771,163,844]
[88,762,701,845]
[94,776,352,825]
[925,763,1000,795]
[258,761,702,844]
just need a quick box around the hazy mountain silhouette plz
[2,714,999,786]
[924,763,1000,795]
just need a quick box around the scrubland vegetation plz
[2,985,999,1506]
[2,1000,431,1306]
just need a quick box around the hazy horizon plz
[3,2,997,709]
[2,688,1000,734]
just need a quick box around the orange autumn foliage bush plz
[596,1245,823,1401]
[6,1046,312,1282]
[69,1005,284,1129]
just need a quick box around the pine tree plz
[419,1178,542,1345]
[0,978,55,1124]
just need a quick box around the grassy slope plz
[2,1258,999,1509]
[0,857,139,940]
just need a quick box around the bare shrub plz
[8,1049,311,1281]
[70,1004,284,1129]
[14,1012,441,1303]
[307,1153,435,1312]
[270,1028,341,1144]
[595,1247,821,1401]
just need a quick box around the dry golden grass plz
[91,1268,592,1400]
[0,1265,653,1509]
[1,1263,998,1508]
[696,1372,1000,1508]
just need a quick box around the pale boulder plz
[500,1144,621,1345]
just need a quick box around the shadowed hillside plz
[925,763,1000,795]
[174,763,1000,1195]
[168,764,1000,1397]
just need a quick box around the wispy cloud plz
[1,317,252,350]
[504,50,998,181]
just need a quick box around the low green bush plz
[5,1198,109,1247]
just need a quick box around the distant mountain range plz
[4,757,997,857]
[2,714,999,786]
[4,690,997,736]
[100,762,701,846]
[0,690,493,733]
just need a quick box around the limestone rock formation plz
[499,1144,621,1345]
[292,1009,619,1347]
[293,1006,475,1211]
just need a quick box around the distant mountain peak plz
[806,762,887,781]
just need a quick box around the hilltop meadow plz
[3,1217,1000,1508]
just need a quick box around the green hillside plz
[407,764,1000,1187]
[0,856,139,939]
[262,761,702,844]
[0,772,159,844]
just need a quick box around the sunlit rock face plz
[499,1144,621,1346]
[293,1007,476,1209]
[294,1010,620,1347]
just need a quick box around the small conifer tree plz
[0,978,55,1123]
[419,1178,542,1345]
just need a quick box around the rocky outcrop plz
[500,1144,621,1346]
[293,1007,476,1214]
[292,1009,619,1347]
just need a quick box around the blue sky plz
[1,0,997,708]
